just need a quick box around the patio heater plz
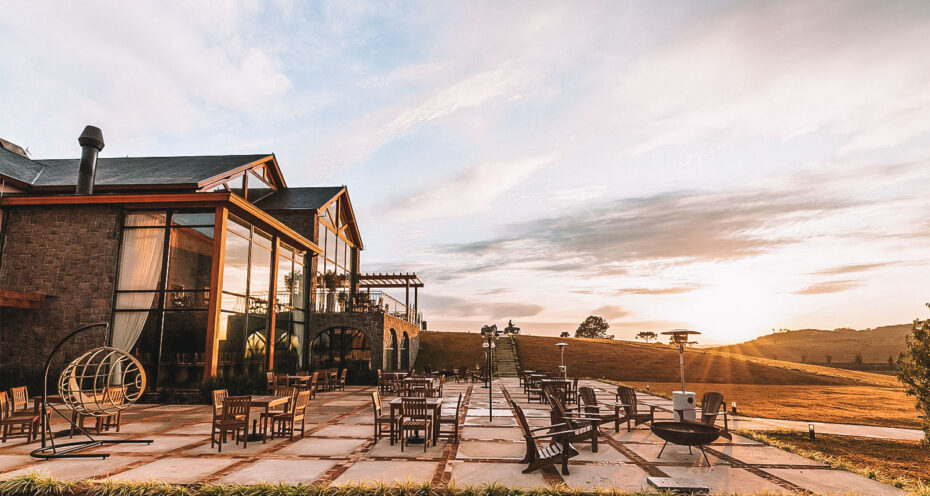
[555,342,568,377]
[480,324,498,421]
[661,329,701,422]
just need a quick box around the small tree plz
[896,312,930,445]
[826,354,832,364]
[854,352,863,368]
[888,355,895,369]
[575,315,612,339]
[559,331,570,338]
[636,331,657,343]
[800,353,807,364]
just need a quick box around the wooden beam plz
[0,290,42,309]
[204,206,228,379]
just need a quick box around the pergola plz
[357,273,424,319]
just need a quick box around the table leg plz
[390,404,396,446]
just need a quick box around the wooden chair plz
[9,387,29,413]
[0,391,38,443]
[545,388,600,453]
[212,395,251,452]
[261,387,295,438]
[308,371,319,399]
[565,377,580,404]
[211,389,227,422]
[398,397,432,452]
[512,400,578,475]
[378,369,390,393]
[675,391,730,440]
[578,386,622,432]
[271,390,310,441]
[337,369,347,391]
[266,372,276,393]
[371,391,394,443]
[454,366,468,383]
[615,386,656,431]
[436,375,445,397]
[72,387,125,436]
[438,392,463,443]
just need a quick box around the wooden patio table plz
[246,395,291,442]
[388,396,442,445]
[285,375,311,388]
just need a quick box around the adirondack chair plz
[512,400,579,475]
[615,386,656,431]
[577,386,622,432]
[545,387,600,453]
[674,391,731,440]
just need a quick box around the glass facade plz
[112,210,214,388]
[315,197,354,312]
[273,243,308,372]
[310,328,371,373]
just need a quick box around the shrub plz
[896,310,930,446]
[199,369,268,403]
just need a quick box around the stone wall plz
[304,311,420,375]
[0,205,121,387]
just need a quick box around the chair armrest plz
[529,423,567,431]
[531,429,576,439]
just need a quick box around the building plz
[0,127,422,390]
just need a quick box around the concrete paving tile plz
[766,468,906,496]
[461,426,522,441]
[110,457,239,483]
[114,421,180,434]
[366,439,447,458]
[185,436,286,455]
[276,437,366,456]
[464,416,517,427]
[610,428,662,443]
[455,440,526,460]
[560,463,648,490]
[449,460,546,489]
[466,408,512,418]
[572,444,629,463]
[0,454,36,475]
[662,465,782,494]
[220,459,335,484]
[96,435,206,454]
[334,460,438,484]
[626,441,722,466]
[2,455,142,480]
[712,445,827,466]
[338,414,374,425]
[325,400,370,407]
[311,424,373,438]
[163,423,214,435]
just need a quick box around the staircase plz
[494,336,519,377]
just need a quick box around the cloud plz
[793,280,863,295]
[590,305,629,320]
[421,294,543,319]
[618,285,703,295]
[811,263,896,275]
[384,153,556,221]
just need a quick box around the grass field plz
[415,331,488,371]
[742,430,930,488]
[624,381,919,428]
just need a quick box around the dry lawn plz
[414,331,487,370]
[624,381,920,429]
[745,430,930,486]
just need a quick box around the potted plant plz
[321,271,347,311]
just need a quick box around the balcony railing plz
[312,289,421,325]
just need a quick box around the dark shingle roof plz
[256,187,345,210]
[0,147,44,185]
[32,154,271,187]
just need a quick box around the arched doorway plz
[388,329,398,371]
[310,327,372,379]
[400,332,410,371]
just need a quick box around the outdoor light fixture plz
[661,329,702,422]
[480,324,499,421]
[732,401,738,415]
[809,423,816,440]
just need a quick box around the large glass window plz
[112,210,214,388]
[310,328,371,374]
[274,243,307,373]
[315,198,354,313]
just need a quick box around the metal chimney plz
[76,125,104,195]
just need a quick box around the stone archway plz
[401,332,410,371]
[388,328,398,371]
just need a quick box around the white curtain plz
[112,214,166,352]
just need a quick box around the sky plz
[2,1,930,344]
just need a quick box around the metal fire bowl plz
[651,422,721,446]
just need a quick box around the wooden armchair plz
[398,397,433,452]
[271,390,310,440]
[675,392,730,440]
[545,388,600,453]
[454,366,468,383]
[438,392,463,443]
[266,372,276,393]
[337,369,347,391]
[577,386,622,432]
[512,400,578,475]
[71,386,125,436]
[308,371,319,399]
[615,386,656,431]
[211,395,251,452]
[0,391,38,443]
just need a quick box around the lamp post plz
[661,328,701,422]
[480,324,498,421]
[555,342,568,377]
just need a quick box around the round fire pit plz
[650,421,721,465]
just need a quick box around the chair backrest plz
[311,371,319,383]
[579,386,598,414]
[405,386,427,398]
[401,397,428,419]
[107,386,126,407]
[458,366,467,376]
[266,372,275,386]
[0,391,8,419]
[371,391,382,417]
[544,387,575,428]
[212,389,227,413]
[274,386,296,398]
[511,400,540,449]
[377,369,383,381]
[222,395,251,422]
[340,369,348,381]
[700,392,724,425]
[453,392,464,418]
[616,386,638,415]
[292,391,311,415]
[571,377,579,391]
[10,387,27,412]
[275,373,289,386]
[296,371,309,376]
[543,383,567,406]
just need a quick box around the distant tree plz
[896,309,930,445]
[575,315,613,339]
[801,353,808,364]
[888,355,895,369]
[559,331,570,338]
[636,331,657,343]
[773,355,778,361]
[854,352,863,368]
[825,354,833,364]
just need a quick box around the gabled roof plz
[0,147,43,187]
[255,186,344,210]
[33,154,273,188]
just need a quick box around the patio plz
[0,378,904,495]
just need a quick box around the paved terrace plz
[0,378,904,495]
